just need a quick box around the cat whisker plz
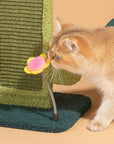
[50,68,56,84]
[57,70,64,85]
[46,70,52,81]
[53,69,58,83]
[49,68,65,85]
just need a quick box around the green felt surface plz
[0,93,91,133]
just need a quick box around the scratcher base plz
[0,93,91,133]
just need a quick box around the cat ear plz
[56,18,74,33]
[56,17,62,33]
[65,38,78,53]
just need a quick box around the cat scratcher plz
[0,0,80,108]
[0,0,87,133]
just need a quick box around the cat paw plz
[88,120,108,132]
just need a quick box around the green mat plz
[0,93,91,133]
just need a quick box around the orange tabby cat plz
[49,18,114,132]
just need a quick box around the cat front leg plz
[88,95,114,131]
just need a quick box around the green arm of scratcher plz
[0,0,53,108]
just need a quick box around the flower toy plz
[24,54,50,74]
[24,53,58,121]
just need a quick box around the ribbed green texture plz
[0,0,43,90]
[0,0,53,108]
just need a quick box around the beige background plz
[0,0,114,144]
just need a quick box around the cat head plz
[48,18,91,74]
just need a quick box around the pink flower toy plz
[24,54,58,121]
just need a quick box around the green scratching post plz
[0,0,53,108]
[0,0,81,109]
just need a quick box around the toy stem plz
[41,72,58,121]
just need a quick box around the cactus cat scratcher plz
[0,0,91,133]
[0,0,80,108]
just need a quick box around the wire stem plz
[41,72,58,121]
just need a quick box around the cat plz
[48,18,114,132]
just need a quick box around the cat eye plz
[54,53,61,60]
